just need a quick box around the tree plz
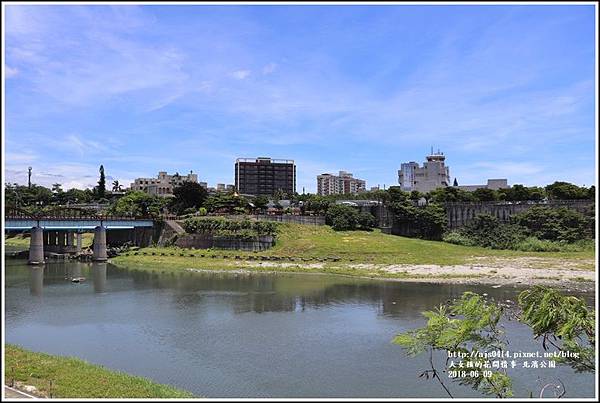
[325,204,359,231]
[170,182,208,214]
[253,195,269,212]
[112,180,123,192]
[357,212,377,230]
[97,165,106,199]
[62,188,93,204]
[497,184,531,201]
[109,191,167,218]
[457,213,526,249]
[453,178,458,187]
[512,206,594,243]
[545,181,590,200]
[472,188,497,202]
[518,286,595,372]
[393,292,511,398]
[394,287,595,398]
[204,192,247,214]
[428,187,476,203]
[51,183,63,193]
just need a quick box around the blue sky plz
[4,4,597,192]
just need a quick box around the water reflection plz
[92,263,107,293]
[120,268,531,318]
[29,267,44,296]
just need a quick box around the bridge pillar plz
[76,232,82,253]
[93,226,108,262]
[67,232,74,247]
[28,227,45,265]
[58,231,66,247]
[43,231,50,246]
[49,231,56,246]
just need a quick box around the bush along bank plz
[169,217,279,251]
[443,206,595,252]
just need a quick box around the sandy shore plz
[182,256,596,292]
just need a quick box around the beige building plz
[398,151,450,193]
[317,171,366,196]
[457,179,509,192]
[131,171,198,197]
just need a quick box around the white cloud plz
[231,69,251,80]
[6,66,19,78]
[262,63,277,75]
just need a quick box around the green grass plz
[112,224,595,279]
[4,233,95,248]
[265,224,594,264]
[4,344,194,398]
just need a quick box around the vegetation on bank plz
[443,207,594,252]
[181,217,278,240]
[112,224,594,278]
[4,344,194,398]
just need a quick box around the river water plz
[4,259,595,398]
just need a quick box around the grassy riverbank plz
[112,224,595,286]
[4,344,194,398]
[4,233,95,248]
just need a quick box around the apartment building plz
[317,171,366,196]
[235,157,296,196]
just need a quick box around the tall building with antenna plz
[398,149,450,193]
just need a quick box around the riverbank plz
[5,233,94,248]
[4,344,194,398]
[111,225,595,290]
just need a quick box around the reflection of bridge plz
[5,207,154,265]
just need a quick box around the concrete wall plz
[372,199,594,235]
[106,227,158,247]
[174,233,275,251]
[445,200,594,229]
[218,214,326,225]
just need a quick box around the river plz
[4,258,595,398]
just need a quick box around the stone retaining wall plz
[174,233,275,251]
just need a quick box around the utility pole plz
[28,167,32,188]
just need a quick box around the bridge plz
[5,207,154,265]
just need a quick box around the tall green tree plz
[170,182,208,214]
[545,181,590,200]
[97,165,106,199]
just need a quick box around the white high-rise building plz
[398,151,450,193]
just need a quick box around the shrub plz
[357,212,377,230]
[442,231,478,247]
[392,202,447,240]
[458,214,527,249]
[325,204,359,231]
[512,206,594,242]
[182,217,278,237]
[513,237,562,252]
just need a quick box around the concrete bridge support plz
[28,227,45,265]
[93,226,108,262]
[76,232,82,253]
[58,232,66,249]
